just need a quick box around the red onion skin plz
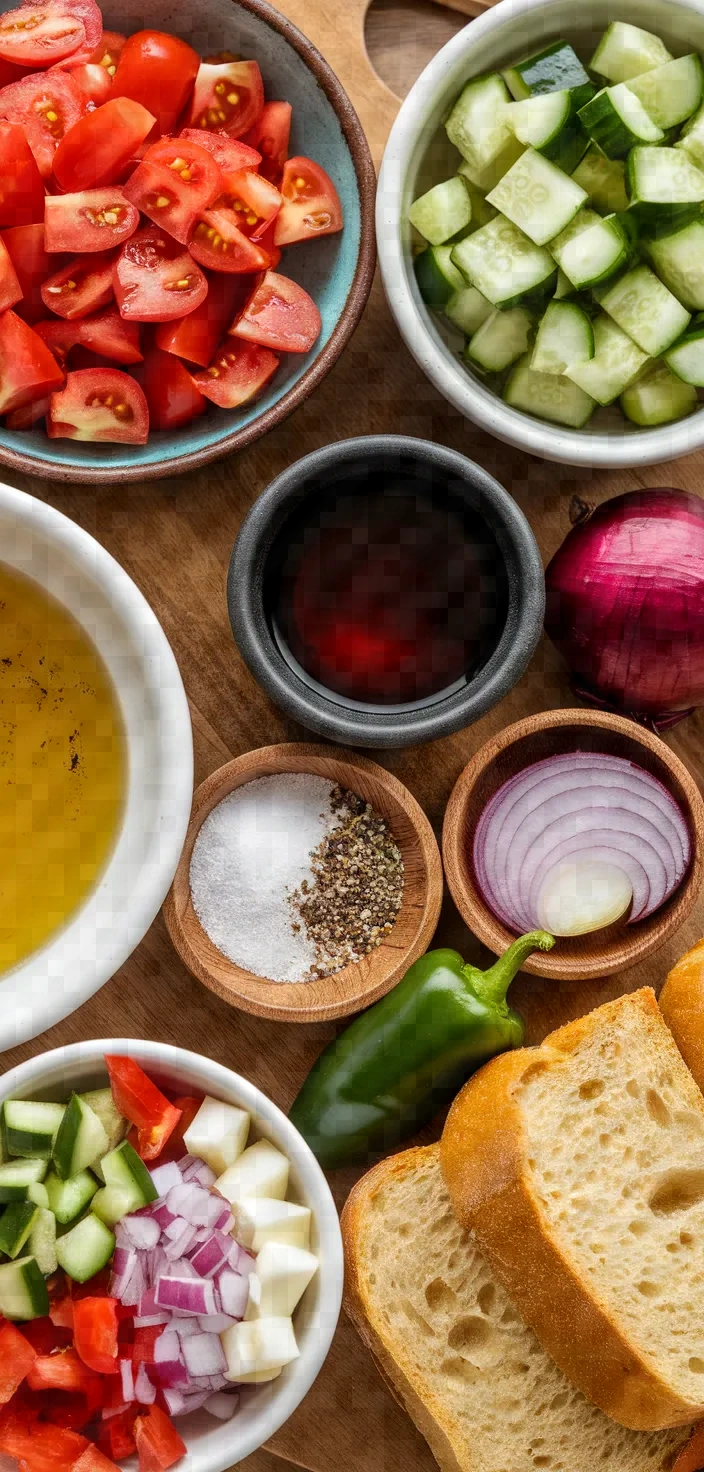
[545,489,704,727]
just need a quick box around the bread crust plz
[440,988,704,1432]
[660,939,704,1094]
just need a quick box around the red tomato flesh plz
[192,337,278,408]
[15,1315,72,1354]
[115,226,208,323]
[0,236,23,312]
[27,1347,102,1393]
[0,4,86,67]
[136,344,206,430]
[49,0,102,51]
[179,127,261,179]
[37,305,141,364]
[0,309,64,413]
[189,206,271,274]
[274,156,343,246]
[0,121,45,225]
[222,168,282,239]
[0,1322,37,1406]
[73,1296,119,1376]
[86,28,123,75]
[152,1093,204,1162]
[155,273,247,367]
[74,1446,122,1472]
[45,188,139,253]
[244,99,291,185]
[3,221,52,323]
[111,30,200,137]
[69,59,111,103]
[6,394,48,427]
[134,1404,187,1472]
[0,1412,88,1472]
[123,137,222,245]
[49,366,149,442]
[231,270,321,353]
[105,1055,182,1158]
[53,95,156,191]
[184,59,263,138]
[0,67,83,177]
[41,252,115,319]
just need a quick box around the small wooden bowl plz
[164,742,443,1022]
[442,709,704,982]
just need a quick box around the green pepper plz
[289,930,555,1168]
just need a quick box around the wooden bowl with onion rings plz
[442,709,704,982]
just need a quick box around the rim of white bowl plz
[0,1039,344,1472]
[0,486,193,1051]
[376,0,704,468]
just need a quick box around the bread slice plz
[441,987,704,1431]
[342,1144,692,1472]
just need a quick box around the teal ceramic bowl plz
[0,0,376,484]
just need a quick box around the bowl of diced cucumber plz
[377,0,704,466]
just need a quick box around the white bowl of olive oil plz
[0,483,193,1050]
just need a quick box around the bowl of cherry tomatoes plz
[0,0,376,481]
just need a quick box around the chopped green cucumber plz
[0,1256,49,1320]
[550,211,631,290]
[80,1088,127,1160]
[572,147,629,215]
[647,220,704,310]
[565,312,649,404]
[0,1202,39,1259]
[29,1207,57,1277]
[455,174,497,230]
[445,72,515,177]
[414,244,465,308]
[554,269,575,299]
[578,85,664,158]
[409,176,472,245]
[45,1168,98,1225]
[465,306,533,373]
[621,361,698,425]
[626,54,704,129]
[599,263,691,356]
[503,91,589,173]
[101,1139,158,1211]
[591,22,673,84]
[2,1101,65,1161]
[678,104,704,170]
[504,353,596,427]
[627,146,704,234]
[451,215,556,308]
[55,1212,115,1284]
[531,300,594,375]
[0,1158,47,1204]
[445,284,493,335]
[487,148,587,245]
[53,1093,109,1181]
[456,136,525,194]
[27,1182,49,1209]
[92,1185,134,1227]
[664,317,704,384]
[503,41,593,105]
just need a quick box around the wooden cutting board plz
[3,4,704,1472]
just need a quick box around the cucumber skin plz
[578,89,663,159]
[2,1102,65,1162]
[0,1257,49,1321]
[504,42,593,102]
[621,362,698,424]
[414,247,464,309]
[0,1202,38,1259]
[665,324,704,384]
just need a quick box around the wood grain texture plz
[1,4,704,1472]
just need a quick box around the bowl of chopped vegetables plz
[0,1040,343,1471]
[377,0,704,467]
[0,0,375,483]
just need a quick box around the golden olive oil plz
[0,562,126,974]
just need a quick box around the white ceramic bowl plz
[377,0,704,468]
[0,1038,343,1472]
[0,485,193,1050]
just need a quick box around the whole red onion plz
[545,489,704,731]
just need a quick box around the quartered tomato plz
[136,343,207,430]
[253,217,281,271]
[45,188,139,253]
[155,272,247,367]
[189,206,271,274]
[230,270,321,353]
[86,28,124,75]
[123,137,222,245]
[115,225,208,323]
[0,121,45,225]
[0,236,22,311]
[184,59,263,138]
[111,30,200,137]
[219,168,281,242]
[0,67,83,177]
[52,95,156,191]
[192,337,278,408]
[36,306,142,364]
[0,308,64,413]
[3,222,52,322]
[41,252,115,318]
[0,4,86,67]
[133,1405,186,1472]
[69,59,111,104]
[244,99,291,185]
[49,366,149,442]
[179,127,261,181]
[274,156,343,246]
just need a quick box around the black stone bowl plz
[227,435,545,749]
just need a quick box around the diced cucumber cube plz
[503,91,589,173]
[621,361,698,425]
[101,1140,158,1211]
[504,353,596,427]
[80,1088,127,1160]
[92,1185,135,1227]
[578,85,664,159]
[451,215,557,309]
[409,176,472,245]
[565,313,649,404]
[0,1256,49,1320]
[531,300,595,375]
[627,147,704,234]
[487,149,587,246]
[0,1202,39,1259]
[591,22,673,84]
[678,104,704,170]
[445,72,515,175]
[53,1093,109,1182]
[45,1168,99,1225]
[56,1212,115,1284]
[466,306,533,373]
[29,1207,57,1277]
[554,269,575,300]
[2,1101,65,1161]
[0,1158,47,1204]
[647,221,704,310]
[503,41,593,104]
[414,244,465,308]
[572,147,629,215]
[445,284,493,336]
[27,1182,49,1209]
[665,318,704,385]
[456,136,525,194]
[599,264,691,356]
[550,211,631,290]
[455,174,498,230]
[626,54,704,129]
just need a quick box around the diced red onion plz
[173,1318,202,1341]
[135,1362,157,1406]
[150,1161,184,1197]
[177,1155,198,1173]
[152,1356,191,1389]
[151,1203,177,1232]
[164,1225,199,1261]
[134,1313,170,1328]
[103,1403,130,1421]
[236,1249,256,1276]
[205,1391,239,1421]
[180,1388,212,1413]
[156,1275,216,1317]
[167,1183,203,1219]
[154,1328,178,1362]
[162,1388,188,1417]
[121,1215,161,1251]
[182,1333,227,1378]
[120,1359,135,1404]
[111,1246,138,1300]
[182,1159,217,1188]
[217,1270,249,1320]
[198,1313,236,1334]
[190,1234,229,1279]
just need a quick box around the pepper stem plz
[466,931,555,1006]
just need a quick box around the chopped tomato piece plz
[6,395,49,427]
[153,1093,205,1161]
[86,29,124,76]
[41,252,115,319]
[123,137,222,245]
[45,188,139,253]
[53,95,156,191]
[17,1315,71,1354]
[0,121,45,225]
[192,338,278,409]
[69,60,111,104]
[220,168,281,240]
[49,366,149,443]
[231,270,321,354]
[274,156,343,247]
[254,217,281,271]
[48,1292,74,1329]
[136,344,206,431]
[132,1324,163,1368]
[106,1405,139,1460]
[184,58,263,138]
[74,1446,122,1472]
[0,1322,36,1406]
[114,226,208,323]
[0,236,22,312]
[0,67,83,177]
[71,1267,112,1300]
[111,30,200,137]
[0,1411,88,1472]
[27,1347,102,1394]
[73,1297,119,1376]
[134,1405,187,1472]
[155,274,247,367]
[0,309,64,414]
[43,1384,104,1430]
[52,0,102,51]
[105,1055,182,1159]
[244,100,291,185]
[189,206,271,274]
[179,127,261,181]
[0,3,86,67]
[0,57,33,88]
[3,221,51,323]
[37,306,142,365]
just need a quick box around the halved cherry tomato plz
[244,99,291,185]
[0,67,83,177]
[220,168,281,241]
[51,0,102,50]
[0,309,64,414]
[152,1093,205,1161]
[45,188,139,253]
[49,366,149,443]
[231,270,321,353]
[155,274,247,367]
[105,1055,182,1158]
[192,338,278,409]
[0,1322,36,1406]
[0,236,22,312]
[69,59,111,104]
[123,137,222,245]
[184,59,263,138]
[189,206,271,275]
[73,1297,119,1376]
[134,1405,187,1472]
[0,1411,88,1472]
[3,222,52,323]
[274,156,343,247]
[74,1446,122,1472]
[0,121,45,225]
[0,4,86,67]
[111,30,200,137]
[27,1348,102,1394]
[37,306,142,364]
[53,95,156,191]
[115,226,208,324]
[136,344,206,431]
[86,29,124,76]
[41,252,115,319]
[179,127,261,182]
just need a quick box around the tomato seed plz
[304,211,332,230]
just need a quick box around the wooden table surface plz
[4,4,704,1471]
